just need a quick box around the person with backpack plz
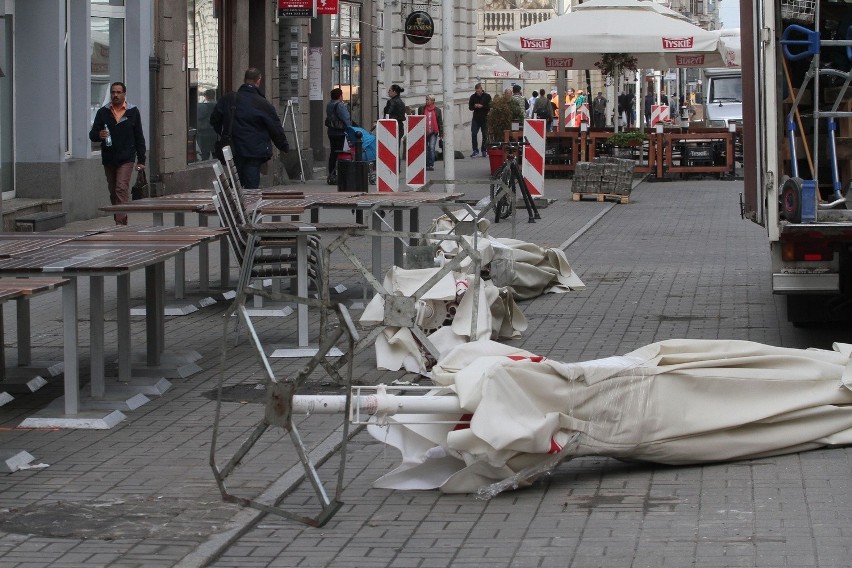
[511,84,527,120]
[210,67,289,189]
[532,88,553,128]
[325,87,352,184]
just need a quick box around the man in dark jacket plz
[89,81,146,225]
[210,67,289,189]
[468,83,491,157]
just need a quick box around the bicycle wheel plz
[495,165,514,221]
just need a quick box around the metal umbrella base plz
[210,293,358,527]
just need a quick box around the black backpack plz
[324,102,345,130]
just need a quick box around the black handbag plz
[131,169,149,200]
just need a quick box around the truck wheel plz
[780,177,803,223]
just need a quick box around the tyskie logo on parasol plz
[676,54,705,65]
[544,57,574,68]
[662,37,694,49]
[404,11,434,45]
[520,37,552,50]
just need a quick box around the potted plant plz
[485,94,524,174]
[605,130,646,160]
[605,130,646,147]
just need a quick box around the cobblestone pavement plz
[0,159,850,568]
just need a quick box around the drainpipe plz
[441,0,454,189]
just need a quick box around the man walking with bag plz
[89,81,146,225]
[210,67,289,189]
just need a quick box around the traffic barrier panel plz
[651,104,670,126]
[563,103,576,128]
[522,118,546,197]
[376,119,399,192]
[405,115,426,189]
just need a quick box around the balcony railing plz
[478,9,555,41]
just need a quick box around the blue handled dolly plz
[778,5,852,224]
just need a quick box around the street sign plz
[278,0,311,17]
[278,0,338,17]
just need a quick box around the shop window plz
[331,2,361,124]
[187,0,219,163]
[0,16,12,198]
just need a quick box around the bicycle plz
[488,140,541,224]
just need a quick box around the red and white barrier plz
[376,119,399,192]
[577,102,590,124]
[563,103,576,128]
[522,118,545,197]
[650,104,670,127]
[405,115,426,189]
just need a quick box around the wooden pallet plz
[572,192,630,204]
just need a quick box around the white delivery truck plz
[740,0,852,324]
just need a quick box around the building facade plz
[0,0,496,226]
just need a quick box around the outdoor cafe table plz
[0,227,223,427]
[100,191,227,296]
[0,277,71,395]
[237,221,366,351]
[257,190,465,279]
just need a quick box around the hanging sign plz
[404,11,434,45]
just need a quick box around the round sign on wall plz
[405,11,434,45]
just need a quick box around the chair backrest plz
[212,160,248,226]
[211,177,246,264]
[221,145,243,193]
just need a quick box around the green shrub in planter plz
[605,130,646,147]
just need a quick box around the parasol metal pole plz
[442,0,455,190]
[382,0,393,106]
[556,0,567,133]
[654,70,661,107]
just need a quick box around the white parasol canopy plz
[368,338,852,494]
[475,47,549,81]
[716,28,741,68]
[496,0,723,71]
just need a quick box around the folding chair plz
[211,159,323,303]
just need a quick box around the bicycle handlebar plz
[490,137,531,150]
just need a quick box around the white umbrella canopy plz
[475,47,549,81]
[717,28,741,68]
[496,0,723,71]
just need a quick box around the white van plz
[701,68,742,128]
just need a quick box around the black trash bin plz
[337,159,370,192]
